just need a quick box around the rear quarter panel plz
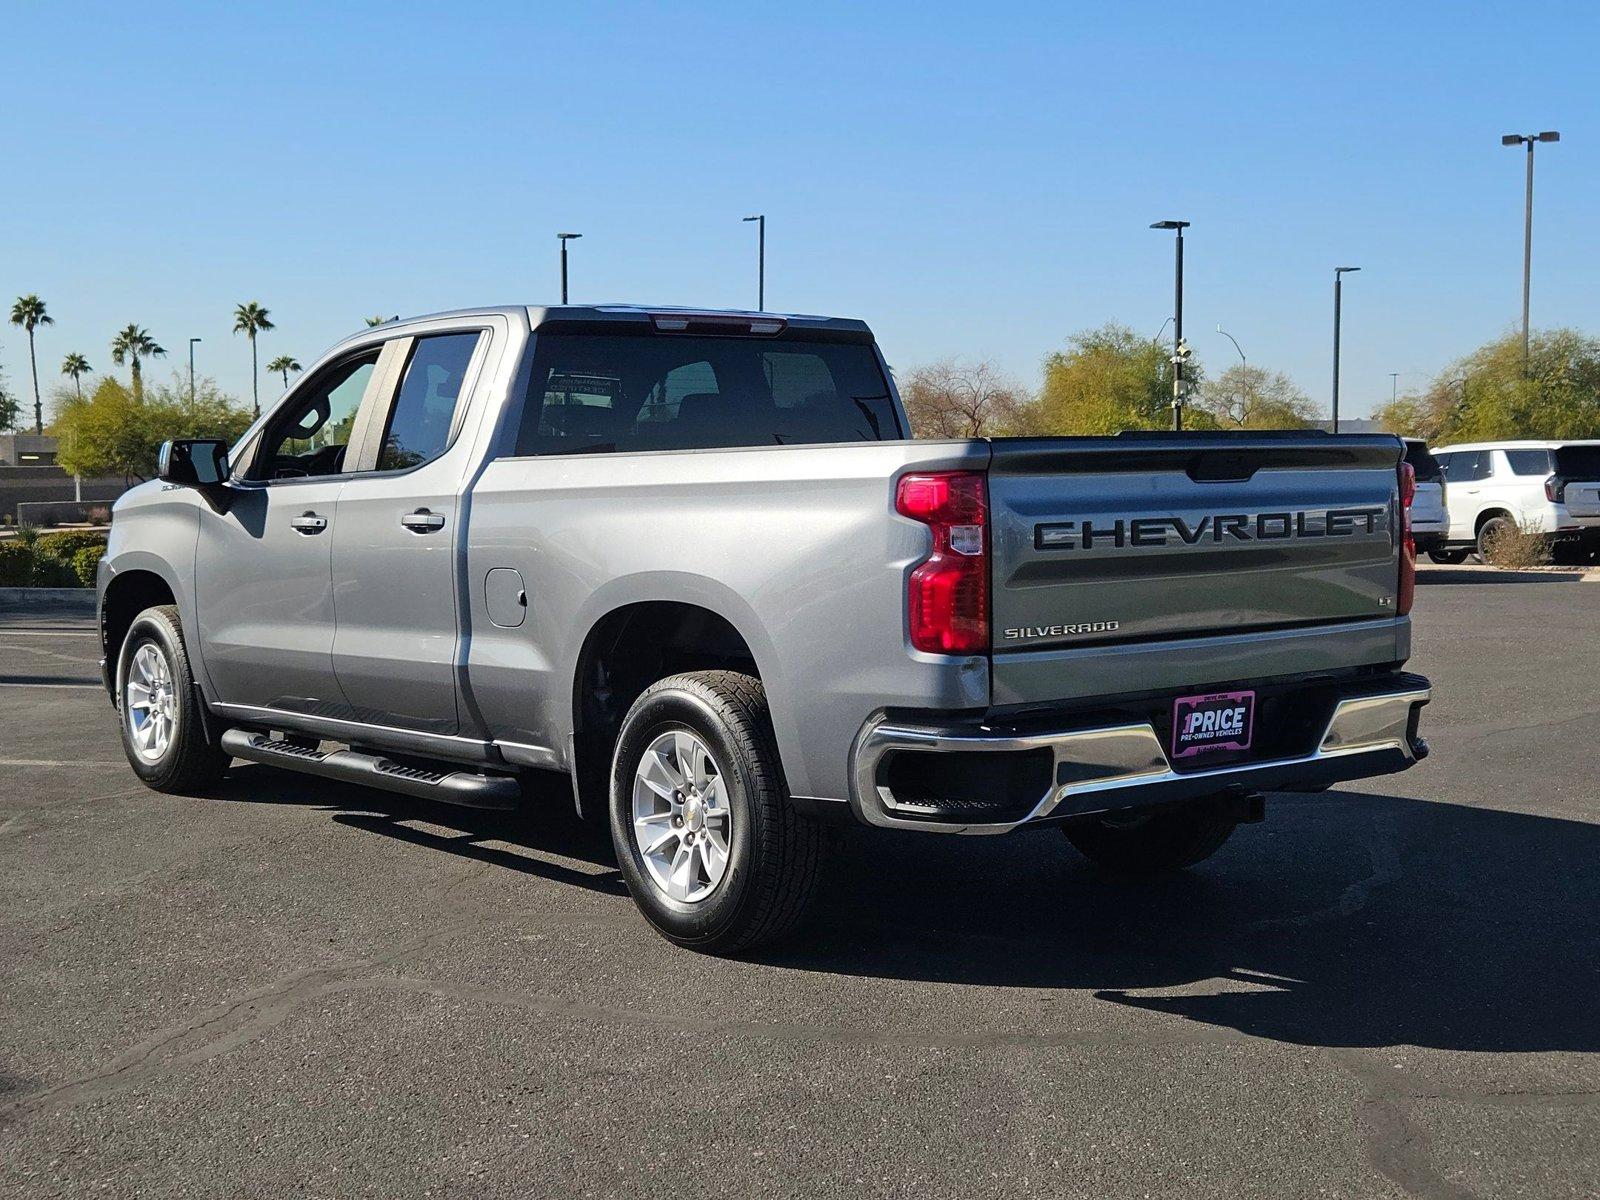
[463,440,990,801]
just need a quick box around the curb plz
[0,588,96,614]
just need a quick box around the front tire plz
[117,605,230,793]
[1427,548,1469,565]
[1063,801,1237,874]
[609,671,821,955]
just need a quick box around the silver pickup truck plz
[98,305,1431,953]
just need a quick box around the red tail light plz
[1397,461,1416,617]
[1545,475,1564,503]
[896,471,989,654]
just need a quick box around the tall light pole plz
[188,338,202,404]
[1150,220,1190,431]
[1332,266,1361,432]
[558,232,582,304]
[1501,131,1559,372]
[1216,324,1246,365]
[742,215,765,310]
[1389,372,1399,405]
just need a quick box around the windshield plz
[515,331,902,456]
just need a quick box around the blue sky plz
[3,1,1597,420]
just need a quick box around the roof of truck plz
[356,304,873,338]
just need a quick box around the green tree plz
[1193,363,1317,429]
[54,373,252,484]
[266,354,302,390]
[365,314,397,327]
[61,353,93,400]
[233,301,275,416]
[0,364,19,433]
[9,294,54,434]
[1376,329,1600,443]
[109,325,165,400]
[1017,322,1211,435]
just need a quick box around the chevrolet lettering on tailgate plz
[1034,506,1387,551]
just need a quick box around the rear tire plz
[1427,548,1469,565]
[116,605,230,793]
[609,670,822,955]
[1063,802,1237,874]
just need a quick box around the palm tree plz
[110,325,165,400]
[266,354,302,390]
[9,295,54,434]
[61,353,92,400]
[365,314,398,327]
[233,301,275,416]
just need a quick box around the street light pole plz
[1389,372,1398,405]
[1150,220,1190,431]
[557,233,582,304]
[189,338,202,404]
[743,215,765,310]
[1216,324,1246,365]
[1501,131,1559,372]
[1332,266,1361,432]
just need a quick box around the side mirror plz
[157,439,230,487]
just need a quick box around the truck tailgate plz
[987,434,1404,686]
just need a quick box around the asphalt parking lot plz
[1,568,1597,1199]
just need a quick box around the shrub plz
[35,530,108,562]
[87,506,111,524]
[1482,516,1552,570]
[72,545,106,588]
[0,542,30,586]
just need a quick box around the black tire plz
[1476,516,1511,563]
[1063,801,1237,874]
[608,670,821,954]
[1427,548,1469,565]
[116,605,230,793]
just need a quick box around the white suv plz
[1431,440,1600,562]
[1402,439,1449,555]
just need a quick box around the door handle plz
[290,512,328,534]
[401,508,447,533]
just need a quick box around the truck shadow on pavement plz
[769,791,1600,1055]
[211,763,628,897]
[203,769,1596,1056]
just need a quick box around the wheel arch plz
[565,586,792,821]
[99,557,185,700]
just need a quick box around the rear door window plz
[376,332,482,471]
[515,331,901,456]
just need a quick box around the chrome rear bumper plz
[850,680,1431,835]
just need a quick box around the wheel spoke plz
[674,731,704,789]
[699,834,726,880]
[126,681,153,710]
[668,839,695,899]
[640,749,681,800]
[640,827,678,857]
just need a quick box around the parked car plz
[96,305,1432,953]
[1430,440,1600,563]
[1402,438,1448,554]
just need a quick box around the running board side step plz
[220,728,521,809]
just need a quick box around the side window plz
[376,332,482,471]
[254,351,379,480]
[1467,452,1493,481]
[1505,449,1552,476]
